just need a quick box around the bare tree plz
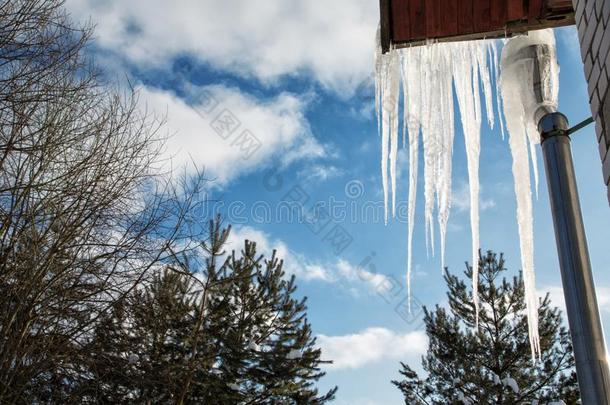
[0,1,204,401]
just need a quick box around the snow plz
[286,349,303,360]
[248,341,260,351]
[500,29,558,360]
[375,29,559,360]
[502,376,520,394]
[491,372,501,385]
[547,401,566,405]
[457,391,473,405]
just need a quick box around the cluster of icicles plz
[375,29,559,360]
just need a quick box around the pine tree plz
[77,219,337,403]
[392,251,579,404]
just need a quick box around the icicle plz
[388,50,401,219]
[491,41,506,140]
[499,29,559,360]
[376,34,401,224]
[401,47,422,309]
[390,90,399,217]
[381,111,389,224]
[435,48,455,272]
[528,138,540,199]
[452,42,483,325]
[421,45,436,258]
[503,83,538,357]
[478,44,495,129]
[374,29,383,137]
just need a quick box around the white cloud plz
[225,226,392,293]
[226,226,332,282]
[540,285,610,314]
[336,259,389,292]
[317,327,427,370]
[140,84,324,185]
[66,0,378,94]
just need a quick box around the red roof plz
[380,0,575,53]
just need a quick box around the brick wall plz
[572,0,610,201]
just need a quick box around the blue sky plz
[66,1,610,403]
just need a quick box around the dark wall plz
[573,0,610,201]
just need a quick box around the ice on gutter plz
[375,29,558,359]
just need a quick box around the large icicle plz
[436,47,455,272]
[451,42,484,324]
[499,29,559,360]
[421,45,437,258]
[401,47,422,307]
